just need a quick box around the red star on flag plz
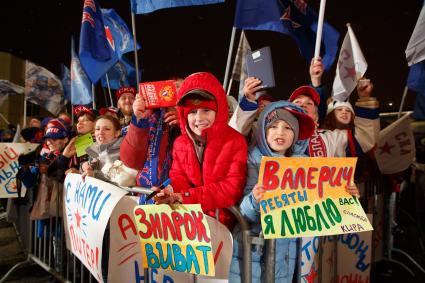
[280,6,302,29]
[75,210,82,229]
[104,26,115,50]
[304,264,317,283]
[343,66,356,80]
[378,142,395,155]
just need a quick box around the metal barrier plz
[2,181,292,283]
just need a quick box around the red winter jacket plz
[171,72,248,229]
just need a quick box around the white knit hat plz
[327,100,354,115]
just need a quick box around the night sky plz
[0,0,422,112]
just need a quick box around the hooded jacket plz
[229,101,309,283]
[170,72,248,229]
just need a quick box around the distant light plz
[388,102,393,106]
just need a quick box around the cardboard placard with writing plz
[0,143,39,198]
[109,196,232,282]
[133,204,215,277]
[63,174,127,282]
[258,157,373,239]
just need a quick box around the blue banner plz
[130,0,224,14]
[79,0,118,83]
[234,0,340,70]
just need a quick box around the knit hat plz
[258,94,276,104]
[265,107,315,141]
[327,99,354,115]
[73,105,98,119]
[47,118,70,131]
[99,106,119,116]
[178,90,217,118]
[43,126,68,140]
[289,86,321,106]
[116,86,136,100]
[41,117,53,128]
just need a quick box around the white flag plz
[332,24,367,102]
[405,4,425,66]
[375,114,416,174]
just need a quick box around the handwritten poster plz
[133,204,215,277]
[299,214,373,283]
[0,143,39,198]
[64,174,127,282]
[258,157,373,239]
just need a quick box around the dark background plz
[0,0,422,112]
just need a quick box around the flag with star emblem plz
[79,0,118,83]
[331,24,367,102]
[375,114,415,174]
[234,0,339,70]
[130,0,224,14]
[101,8,140,59]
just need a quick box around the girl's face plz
[95,118,120,145]
[46,138,68,152]
[76,114,95,134]
[187,108,216,136]
[334,106,352,125]
[266,120,294,155]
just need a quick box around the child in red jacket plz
[154,72,248,229]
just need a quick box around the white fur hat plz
[327,100,354,115]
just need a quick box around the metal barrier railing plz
[2,181,289,283]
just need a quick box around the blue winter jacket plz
[229,101,309,283]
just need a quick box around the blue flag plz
[71,39,93,105]
[101,57,141,90]
[102,8,140,59]
[130,0,224,14]
[79,0,118,83]
[234,0,340,70]
[407,61,425,120]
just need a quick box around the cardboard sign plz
[139,80,177,108]
[75,133,94,157]
[0,143,39,198]
[109,197,232,282]
[299,214,373,283]
[258,157,373,239]
[133,204,215,277]
[64,174,127,282]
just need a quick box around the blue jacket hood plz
[255,100,309,157]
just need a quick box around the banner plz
[299,215,372,283]
[133,204,215,277]
[258,157,372,239]
[25,61,66,115]
[0,143,38,198]
[130,0,224,14]
[64,173,127,282]
[375,114,415,174]
[109,197,232,282]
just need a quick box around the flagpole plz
[398,86,409,118]
[23,95,27,127]
[314,0,327,59]
[92,84,96,109]
[223,27,237,93]
[101,85,109,107]
[105,74,114,107]
[131,12,140,88]
[0,113,10,125]
[71,105,74,124]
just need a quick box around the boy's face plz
[77,114,95,135]
[118,93,135,116]
[46,138,68,152]
[187,108,216,136]
[266,120,294,155]
[292,95,318,122]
